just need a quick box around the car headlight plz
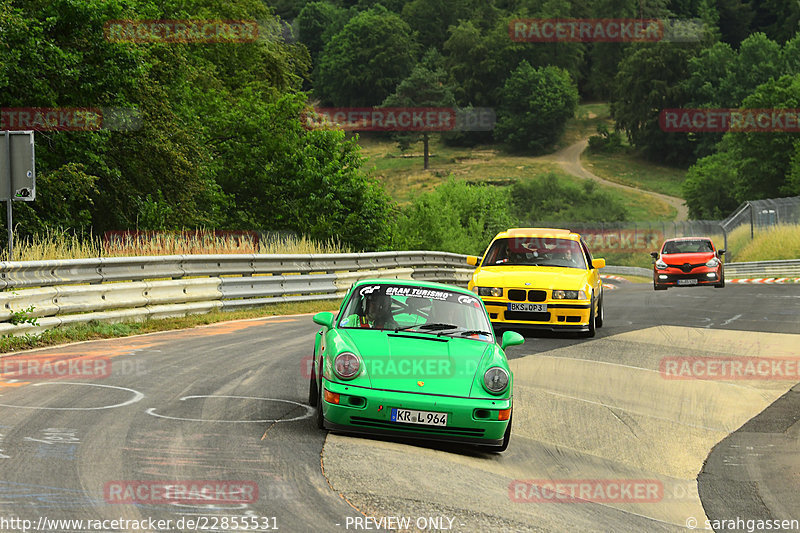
[655,258,668,269]
[483,367,509,394]
[705,257,720,267]
[474,287,503,297]
[334,352,360,379]
[552,290,582,299]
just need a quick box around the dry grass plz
[2,229,349,261]
[733,224,800,262]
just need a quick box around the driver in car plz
[359,292,398,329]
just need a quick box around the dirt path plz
[546,139,689,221]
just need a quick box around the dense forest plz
[2,0,799,251]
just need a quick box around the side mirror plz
[501,330,524,350]
[466,255,481,266]
[650,251,659,259]
[312,311,335,329]
[593,258,606,269]
[717,249,726,256]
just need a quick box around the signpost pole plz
[3,132,11,260]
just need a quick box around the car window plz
[482,238,586,269]
[339,283,493,340]
[662,240,714,254]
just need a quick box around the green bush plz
[510,173,628,223]
[393,178,515,255]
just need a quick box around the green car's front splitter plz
[321,378,511,446]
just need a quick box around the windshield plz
[339,283,493,341]
[482,237,587,269]
[662,239,714,254]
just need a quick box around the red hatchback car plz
[651,237,725,290]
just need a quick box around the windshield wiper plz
[456,330,492,337]
[419,323,459,331]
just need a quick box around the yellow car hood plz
[473,266,591,290]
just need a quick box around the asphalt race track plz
[0,280,798,532]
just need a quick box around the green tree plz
[495,62,578,153]
[315,5,419,106]
[727,74,800,200]
[208,90,394,250]
[395,179,515,255]
[381,51,457,169]
[296,2,348,62]
[612,43,698,165]
[681,152,740,219]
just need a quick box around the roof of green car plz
[349,278,474,295]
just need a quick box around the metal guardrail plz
[0,252,796,337]
[0,252,474,336]
[723,259,800,277]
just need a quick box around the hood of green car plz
[338,329,491,396]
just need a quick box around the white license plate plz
[391,408,447,426]
[509,303,547,312]
[677,279,698,286]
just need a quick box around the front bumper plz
[480,299,591,330]
[321,379,511,445]
[654,267,723,287]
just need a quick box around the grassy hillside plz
[359,135,676,221]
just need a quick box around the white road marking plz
[146,395,313,423]
[721,314,743,326]
[0,382,144,410]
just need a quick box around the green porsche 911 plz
[309,279,523,452]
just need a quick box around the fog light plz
[706,273,716,278]
[658,275,668,280]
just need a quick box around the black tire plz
[315,379,325,430]
[308,360,318,406]
[715,277,725,288]
[595,294,604,328]
[654,280,667,291]
[497,413,512,452]
[585,295,596,338]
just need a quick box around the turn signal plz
[498,408,512,421]
[323,388,340,404]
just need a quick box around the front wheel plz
[654,280,667,291]
[308,360,318,406]
[596,294,604,328]
[584,295,596,338]
[315,379,325,430]
[715,277,725,288]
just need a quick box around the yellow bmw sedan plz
[466,228,606,337]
